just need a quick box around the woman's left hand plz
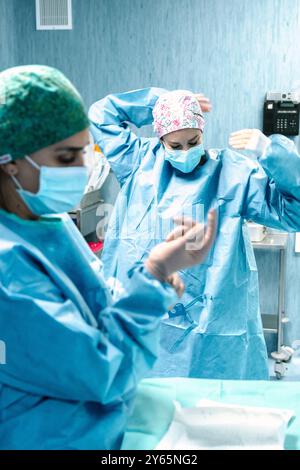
[229,129,271,156]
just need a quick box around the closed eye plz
[188,138,200,147]
[57,156,77,164]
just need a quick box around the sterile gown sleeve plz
[242,134,300,230]
[89,88,166,185]
[0,246,176,405]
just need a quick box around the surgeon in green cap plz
[0,65,216,449]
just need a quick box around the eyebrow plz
[55,145,89,152]
[188,135,200,142]
[168,135,199,145]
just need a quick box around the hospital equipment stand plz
[253,232,293,379]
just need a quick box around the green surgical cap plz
[0,65,90,161]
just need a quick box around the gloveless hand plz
[229,129,271,157]
[194,93,212,113]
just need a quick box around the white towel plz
[155,399,294,450]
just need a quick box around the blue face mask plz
[164,143,205,173]
[12,156,89,216]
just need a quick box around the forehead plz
[51,129,90,150]
[164,128,201,142]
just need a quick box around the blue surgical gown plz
[0,209,176,449]
[89,87,300,381]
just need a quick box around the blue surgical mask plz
[12,156,89,215]
[164,143,205,173]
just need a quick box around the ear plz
[0,162,18,177]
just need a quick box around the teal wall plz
[0,0,17,69]
[3,0,300,147]
[1,0,300,345]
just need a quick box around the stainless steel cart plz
[252,232,293,379]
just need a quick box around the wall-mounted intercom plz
[263,91,300,136]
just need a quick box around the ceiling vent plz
[36,0,72,30]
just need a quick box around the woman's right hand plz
[145,210,217,295]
